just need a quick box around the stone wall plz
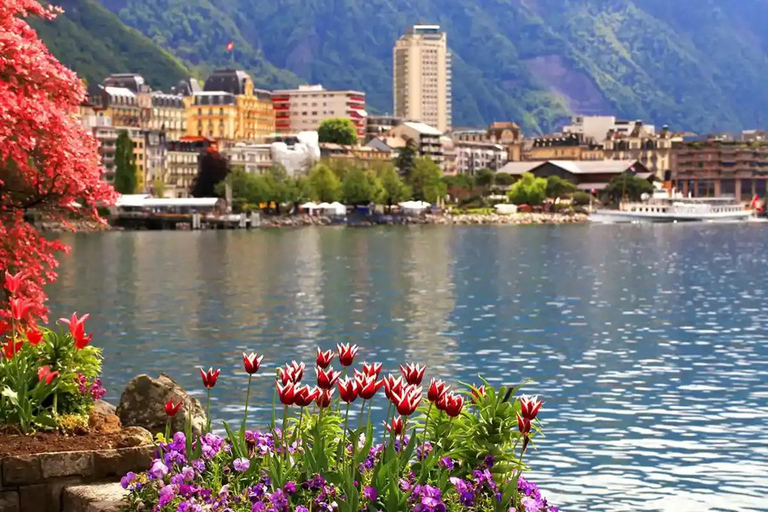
[0,445,152,512]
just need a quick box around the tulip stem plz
[419,402,433,481]
[381,401,392,448]
[342,402,350,467]
[292,409,304,447]
[206,388,211,433]
[357,399,366,431]
[270,381,277,431]
[366,399,373,427]
[281,405,289,461]
[242,374,253,434]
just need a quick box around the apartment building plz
[272,85,367,138]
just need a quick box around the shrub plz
[122,346,559,512]
[507,173,547,206]
[571,191,593,206]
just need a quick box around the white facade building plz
[272,85,367,138]
[564,115,656,143]
[454,141,508,175]
[223,143,274,174]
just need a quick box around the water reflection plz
[48,225,768,511]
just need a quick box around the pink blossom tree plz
[0,0,115,322]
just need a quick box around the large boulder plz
[117,373,207,435]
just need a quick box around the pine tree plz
[113,131,137,194]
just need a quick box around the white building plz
[454,141,507,175]
[564,115,656,143]
[387,121,445,165]
[272,85,367,139]
[393,24,452,133]
[223,143,274,174]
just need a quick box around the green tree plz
[379,166,411,211]
[409,157,446,204]
[395,138,418,179]
[218,167,273,212]
[475,168,495,188]
[317,118,358,145]
[546,175,577,199]
[507,173,547,205]
[602,174,654,204]
[342,168,382,205]
[114,130,138,194]
[308,164,342,202]
[494,172,514,186]
[152,177,166,198]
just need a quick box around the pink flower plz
[4,271,23,295]
[59,312,93,349]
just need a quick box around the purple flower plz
[269,488,289,511]
[233,457,250,472]
[296,507,309,512]
[439,456,454,470]
[284,481,297,495]
[176,502,203,512]
[158,485,177,507]
[416,442,433,460]
[449,477,475,506]
[484,454,495,468]
[363,486,377,501]
[120,472,136,489]
[149,459,169,479]
[200,433,224,459]
[251,503,266,512]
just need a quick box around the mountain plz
[32,0,189,91]
[53,0,768,134]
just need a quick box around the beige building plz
[387,121,445,165]
[393,24,452,133]
[148,93,187,141]
[453,122,523,162]
[603,123,679,179]
[272,85,367,138]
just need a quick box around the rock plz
[116,427,153,448]
[92,400,116,416]
[62,483,126,512]
[117,374,206,435]
[88,409,122,434]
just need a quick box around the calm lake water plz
[48,225,768,512]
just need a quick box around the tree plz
[218,167,273,212]
[475,168,495,188]
[191,148,229,197]
[342,168,382,205]
[395,138,418,179]
[0,0,115,320]
[308,164,342,202]
[602,174,654,204]
[317,118,358,145]
[152,178,167,198]
[409,157,446,204]
[379,166,411,210]
[494,172,514,186]
[546,175,577,199]
[113,131,138,194]
[507,173,547,205]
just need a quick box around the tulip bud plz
[520,396,542,421]
[200,367,221,388]
[4,271,23,296]
[164,398,183,417]
[277,381,296,406]
[385,415,404,435]
[444,393,464,418]
[315,367,341,390]
[362,362,383,377]
[337,377,359,403]
[337,343,359,367]
[293,385,320,407]
[517,413,532,436]
[399,363,426,385]
[316,348,335,369]
[243,352,264,375]
[427,378,449,403]
[316,388,334,408]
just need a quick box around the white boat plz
[591,190,753,224]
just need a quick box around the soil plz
[0,431,126,457]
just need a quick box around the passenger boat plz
[590,189,754,223]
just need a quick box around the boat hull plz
[590,209,753,224]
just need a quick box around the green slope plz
[32,0,189,91]
[94,0,768,133]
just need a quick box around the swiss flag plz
[226,41,234,51]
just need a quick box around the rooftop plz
[401,121,442,136]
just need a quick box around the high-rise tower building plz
[393,24,452,133]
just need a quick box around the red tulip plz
[200,367,220,388]
[392,385,422,416]
[164,398,183,417]
[399,363,426,385]
[471,385,486,404]
[357,374,384,400]
[10,297,34,321]
[517,413,532,436]
[2,340,23,359]
[0,320,9,337]
[337,377,359,403]
[293,385,320,407]
[315,367,341,390]
[37,365,59,385]
[444,393,465,418]
[316,348,335,369]
[383,374,405,402]
[277,381,296,406]
[59,312,93,349]
[362,362,383,377]
[279,362,305,384]
[436,391,448,412]
[520,396,542,421]
[4,270,23,295]
[316,388,334,408]
[243,352,263,375]
[385,415,404,435]
[336,343,359,367]
[427,378,450,403]
[25,327,43,346]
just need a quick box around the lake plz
[47,225,768,512]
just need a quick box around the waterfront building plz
[366,115,403,141]
[222,142,274,174]
[386,121,444,165]
[319,143,393,170]
[453,141,508,175]
[393,24,452,133]
[453,122,524,162]
[92,125,145,184]
[188,70,274,141]
[100,86,141,128]
[498,159,652,192]
[143,130,167,194]
[166,137,215,197]
[672,138,768,200]
[272,85,367,139]
[525,133,604,161]
[148,92,187,141]
[603,123,680,180]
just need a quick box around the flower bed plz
[122,346,561,511]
